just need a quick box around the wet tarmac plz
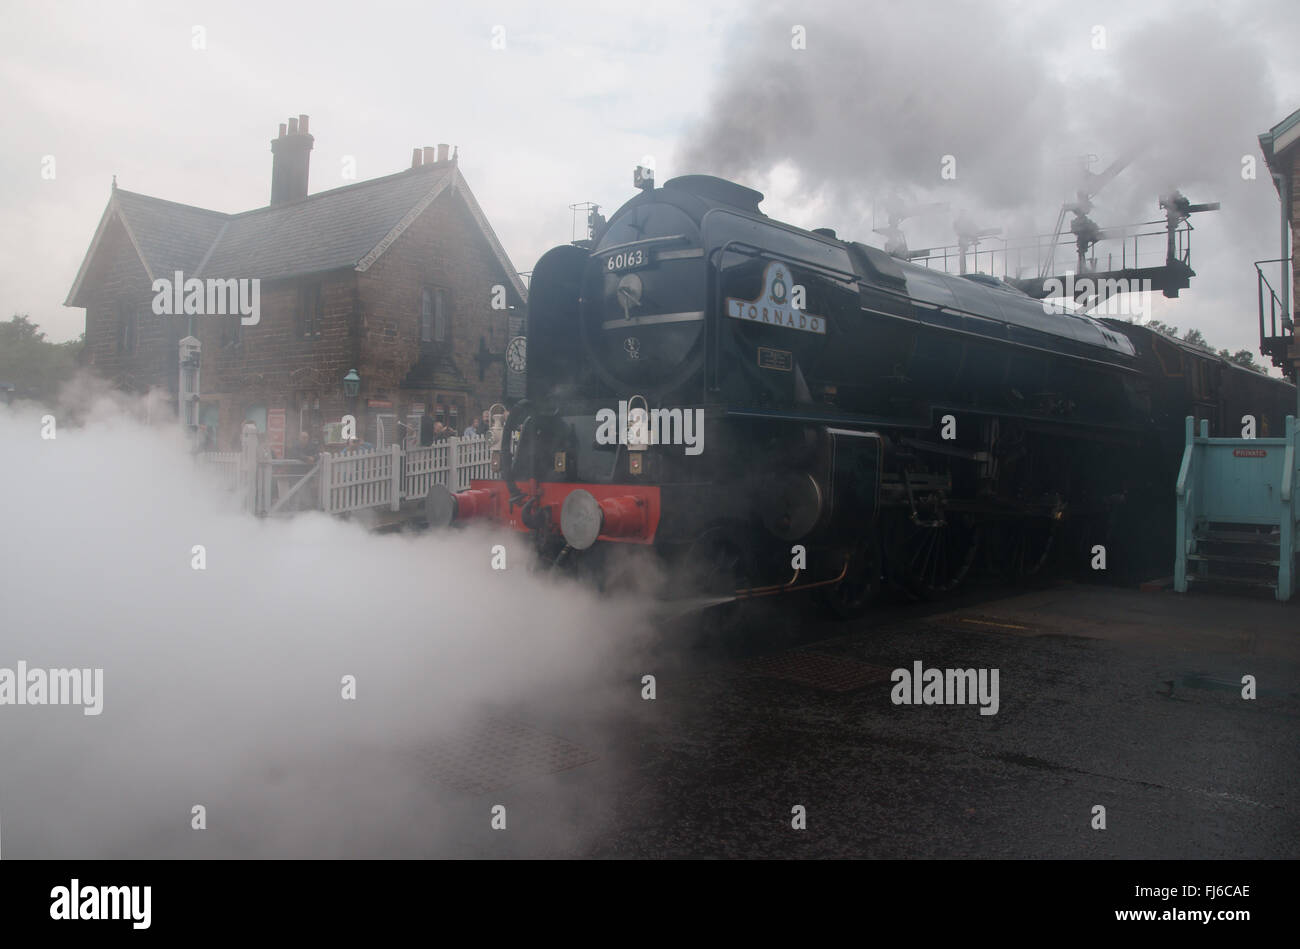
[403,579,1299,859]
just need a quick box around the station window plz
[118,300,138,354]
[421,287,448,344]
[299,282,323,338]
[221,315,242,349]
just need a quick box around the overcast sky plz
[3,0,1297,356]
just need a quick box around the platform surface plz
[386,580,1300,858]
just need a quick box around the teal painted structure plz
[1174,415,1298,600]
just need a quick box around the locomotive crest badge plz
[624,336,641,360]
[725,261,825,335]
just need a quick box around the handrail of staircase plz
[1283,444,1295,504]
[1254,258,1292,318]
[1175,415,1195,498]
[1282,416,1296,504]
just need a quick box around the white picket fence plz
[403,436,494,499]
[198,434,495,517]
[198,451,242,491]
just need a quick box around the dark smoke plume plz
[680,0,1292,348]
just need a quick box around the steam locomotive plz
[427,174,1296,614]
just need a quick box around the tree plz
[1182,328,1208,348]
[0,314,83,403]
[0,313,45,344]
[1228,349,1264,372]
[1146,320,1179,338]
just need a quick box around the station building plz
[64,116,527,452]
[1259,105,1300,384]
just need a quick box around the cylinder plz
[426,485,495,527]
[453,488,497,520]
[597,495,647,539]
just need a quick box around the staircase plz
[1185,524,1285,593]
[1174,416,1298,600]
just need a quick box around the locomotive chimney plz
[270,113,314,205]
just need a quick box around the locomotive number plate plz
[606,248,654,272]
[758,347,793,371]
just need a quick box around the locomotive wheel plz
[820,534,882,620]
[985,518,1058,581]
[883,511,979,601]
[680,525,755,597]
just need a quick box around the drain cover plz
[746,652,894,692]
[413,718,598,795]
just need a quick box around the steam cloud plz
[680,0,1293,348]
[0,383,652,857]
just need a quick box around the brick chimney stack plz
[270,113,313,205]
[411,143,459,170]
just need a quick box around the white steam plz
[0,386,650,857]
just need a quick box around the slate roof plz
[65,163,526,306]
[199,163,453,280]
[114,191,228,277]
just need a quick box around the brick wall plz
[357,183,524,427]
[79,215,180,396]
[195,270,359,448]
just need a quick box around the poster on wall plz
[267,408,286,459]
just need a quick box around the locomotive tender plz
[428,174,1296,614]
